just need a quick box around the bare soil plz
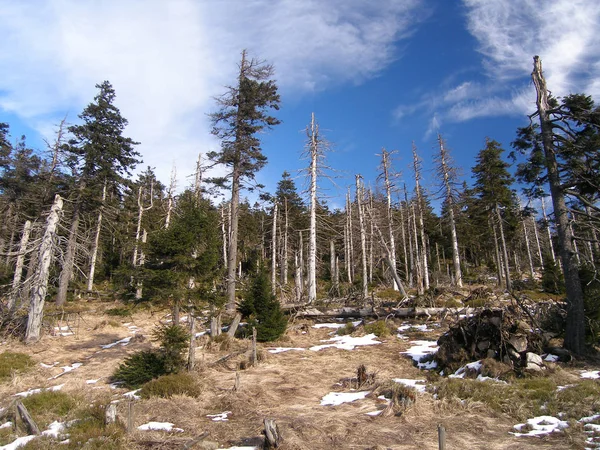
[0,302,593,449]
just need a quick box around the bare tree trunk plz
[490,218,503,286]
[87,180,107,291]
[221,204,228,269]
[380,150,398,290]
[345,191,353,283]
[281,198,288,285]
[298,231,304,294]
[437,136,463,287]
[412,144,430,291]
[226,167,240,312]
[356,175,368,298]
[271,203,278,296]
[399,200,409,284]
[569,216,581,265]
[25,195,63,343]
[135,229,147,299]
[411,203,423,295]
[307,113,318,304]
[520,201,535,280]
[496,204,511,290]
[404,186,414,288]
[541,196,556,263]
[194,153,203,202]
[8,220,32,311]
[56,205,80,307]
[165,164,177,229]
[532,214,544,267]
[532,56,585,353]
[294,251,302,302]
[347,188,355,282]
[368,191,374,285]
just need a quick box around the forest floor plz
[1,297,600,449]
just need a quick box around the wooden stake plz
[438,424,446,450]
[127,400,134,433]
[251,327,257,365]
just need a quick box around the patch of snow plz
[365,409,383,416]
[48,363,82,380]
[401,340,438,369]
[138,422,183,432]
[123,389,141,400]
[309,334,380,351]
[0,422,12,429]
[449,360,483,379]
[40,362,59,369]
[42,421,65,438]
[100,337,132,349]
[511,415,568,437]
[320,391,370,406]
[267,347,305,354]
[584,423,600,432]
[195,331,207,338]
[14,384,64,398]
[544,354,559,362]
[397,323,435,333]
[557,384,574,391]
[109,382,124,389]
[581,370,600,379]
[207,411,231,422]
[392,378,427,393]
[86,379,100,384]
[580,413,600,423]
[312,321,361,330]
[0,434,37,449]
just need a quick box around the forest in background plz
[0,54,599,354]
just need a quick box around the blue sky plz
[1,0,600,211]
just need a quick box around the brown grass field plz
[0,302,598,449]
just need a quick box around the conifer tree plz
[209,50,280,312]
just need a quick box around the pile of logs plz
[435,307,550,372]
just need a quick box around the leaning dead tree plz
[87,180,107,291]
[25,195,63,343]
[531,55,585,353]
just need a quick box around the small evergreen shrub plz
[336,322,356,336]
[112,324,190,388]
[239,270,287,342]
[0,351,34,381]
[105,307,132,317]
[541,255,565,294]
[364,320,390,337]
[140,373,202,399]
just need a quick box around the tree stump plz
[16,401,40,435]
[105,403,118,425]
[263,418,281,448]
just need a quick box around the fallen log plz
[294,306,479,319]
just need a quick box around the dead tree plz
[436,135,463,287]
[356,175,368,298]
[378,149,399,290]
[271,203,278,296]
[532,55,585,353]
[7,220,32,311]
[25,195,63,343]
[87,179,107,291]
[412,143,430,290]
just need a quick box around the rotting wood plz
[16,401,40,435]
[105,403,118,425]
[263,418,281,449]
[227,313,242,338]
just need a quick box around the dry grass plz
[0,303,595,449]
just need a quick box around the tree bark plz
[56,204,80,307]
[226,167,240,312]
[496,204,511,290]
[271,203,278,296]
[541,196,557,263]
[307,113,318,304]
[532,55,585,353]
[380,150,398,290]
[413,143,430,291]
[356,175,368,298]
[25,195,63,343]
[87,180,107,291]
[8,220,32,312]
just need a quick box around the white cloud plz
[394,0,600,126]
[0,0,428,188]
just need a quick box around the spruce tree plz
[209,50,281,312]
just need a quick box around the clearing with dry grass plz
[0,299,599,449]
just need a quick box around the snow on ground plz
[309,334,381,351]
[14,384,64,398]
[449,360,482,379]
[581,370,600,379]
[138,422,184,432]
[53,326,74,337]
[40,362,59,369]
[0,421,67,449]
[544,354,559,362]
[267,347,305,354]
[207,411,231,422]
[401,341,438,369]
[123,389,141,400]
[312,321,361,329]
[392,378,427,393]
[86,378,101,384]
[510,415,568,437]
[0,422,12,429]
[320,391,370,406]
[48,363,82,380]
[100,337,132,349]
[579,414,600,449]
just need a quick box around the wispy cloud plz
[394,0,600,127]
[0,0,428,188]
